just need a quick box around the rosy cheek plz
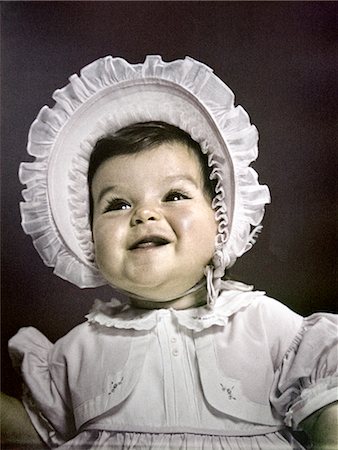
[169,211,194,234]
[93,222,111,249]
[92,224,104,248]
[93,218,127,251]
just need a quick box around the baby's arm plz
[301,402,338,450]
[0,392,46,447]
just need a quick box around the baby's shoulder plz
[49,319,149,380]
[214,289,305,368]
[51,318,143,366]
[244,292,302,320]
[217,287,304,346]
[249,292,303,335]
[50,322,95,358]
[55,320,130,346]
[218,284,302,322]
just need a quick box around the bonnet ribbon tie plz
[204,265,218,307]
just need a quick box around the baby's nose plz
[131,207,162,226]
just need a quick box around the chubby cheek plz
[92,220,124,272]
[201,217,219,258]
[172,208,218,256]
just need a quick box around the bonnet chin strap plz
[204,264,222,308]
[204,245,228,308]
[205,265,216,307]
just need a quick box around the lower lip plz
[130,243,169,252]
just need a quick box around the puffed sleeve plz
[8,327,76,448]
[270,313,338,429]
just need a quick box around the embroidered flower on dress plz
[220,384,237,400]
[108,377,124,395]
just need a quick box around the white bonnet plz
[19,55,270,303]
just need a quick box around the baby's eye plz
[164,191,190,202]
[104,198,131,213]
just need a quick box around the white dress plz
[9,285,338,449]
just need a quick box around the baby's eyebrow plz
[96,185,118,203]
[163,175,199,187]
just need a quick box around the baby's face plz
[91,142,218,302]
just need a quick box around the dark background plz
[1,1,337,396]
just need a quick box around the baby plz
[1,56,337,449]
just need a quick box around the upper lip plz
[129,235,171,250]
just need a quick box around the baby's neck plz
[129,285,208,310]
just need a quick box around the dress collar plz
[85,281,263,332]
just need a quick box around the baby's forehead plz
[93,141,205,181]
[88,122,205,184]
[107,141,202,163]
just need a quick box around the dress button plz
[172,349,179,357]
[170,337,177,343]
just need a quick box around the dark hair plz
[88,121,216,223]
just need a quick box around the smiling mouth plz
[129,236,170,250]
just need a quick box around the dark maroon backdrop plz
[1,1,337,396]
